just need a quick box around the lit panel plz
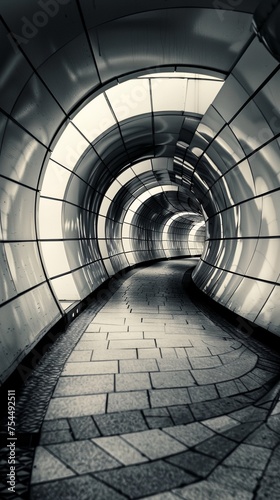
[51,274,81,301]
[152,79,187,111]
[72,93,116,142]
[106,79,151,121]
[39,198,63,239]
[51,122,89,170]
[185,79,223,114]
[40,241,73,277]
[41,160,72,199]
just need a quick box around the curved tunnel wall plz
[0,0,280,384]
[191,37,280,335]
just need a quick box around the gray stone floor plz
[1,259,280,499]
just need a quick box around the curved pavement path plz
[1,259,280,499]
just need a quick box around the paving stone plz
[175,348,188,358]
[168,405,194,425]
[62,361,118,376]
[144,331,169,339]
[244,423,280,448]
[74,340,109,351]
[95,460,195,498]
[122,429,187,459]
[92,436,148,465]
[108,331,143,340]
[69,416,100,440]
[115,372,151,391]
[267,414,280,434]
[210,465,262,493]
[167,450,218,477]
[150,388,191,407]
[151,371,195,389]
[195,435,238,460]
[129,324,165,332]
[39,430,73,445]
[191,351,258,384]
[157,359,191,371]
[47,440,120,473]
[91,349,137,360]
[264,445,280,476]
[271,401,280,415]
[188,385,218,403]
[31,446,74,484]
[41,419,69,432]
[109,339,156,350]
[45,394,107,419]
[255,474,280,500]
[94,411,148,436]
[138,348,162,359]
[223,421,261,442]
[190,396,248,420]
[164,422,214,447]
[141,493,179,500]
[186,347,212,358]
[146,416,174,428]
[67,351,92,362]
[82,332,109,340]
[224,443,272,470]
[240,374,262,391]
[202,415,239,433]
[143,408,170,417]
[30,474,127,500]
[174,479,254,500]
[53,375,114,397]
[216,380,240,397]
[120,359,158,373]
[93,314,125,325]
[156,337,193,348]
[189,355,222,369]
[229,407,268,423]
[96,325,128,332]
[160,348,178,358]
[108,390,149,412]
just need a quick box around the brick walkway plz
[2,259,280,499]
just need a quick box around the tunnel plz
[1,1,280,498]
[1,0,280,383]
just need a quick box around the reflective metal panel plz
[11,74,65,146]
[0,22,33,114]
[0,243,17,304]
[4,241,46,293]
[1,119,47,188]
[230,101,274,156]
[227,278,274,322]
[0,177,37,240]
[256,286,280,335]
[233,38,278,95]
[39,34,100,112]
[0,285,61,383]
[213,75,249,122]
